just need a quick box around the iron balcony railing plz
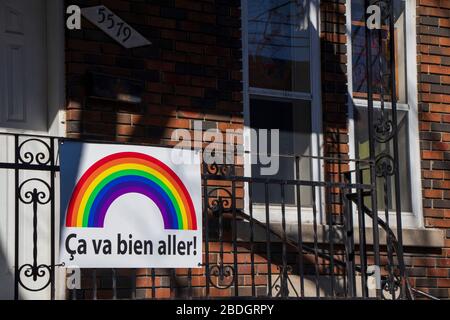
[0,132,437,300]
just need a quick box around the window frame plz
[241,0,324,224]
[346,0,424,228]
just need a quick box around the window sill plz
[236,221,445,248]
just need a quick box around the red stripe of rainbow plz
[65,152,197,230]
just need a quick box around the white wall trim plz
[310,0,325,224]
[404,0,424,228]
[346,0,356,169]
[46,0,66,137]
[46,0,66,300]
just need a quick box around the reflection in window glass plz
[250,99,312,205]
[248,0,310,92]
[354,107,412,212]
[351,0,407,103]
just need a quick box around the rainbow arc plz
[65,152,197,230]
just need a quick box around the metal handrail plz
[229,193,440,300]
[345,193,440,301]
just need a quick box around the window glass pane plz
[248,0,310,92]
[351,0,407,103]
[354,107,412,212]
[250,98,312,205]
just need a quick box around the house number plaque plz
[81,5,151,49]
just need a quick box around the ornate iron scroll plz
[14,135,61,298]
[203,163,236,290]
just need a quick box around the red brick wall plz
[321,0,349,222]
[65,0,243,146]
[414,0,450,298]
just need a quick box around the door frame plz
[46,0,66,137]
[46,0,66,300]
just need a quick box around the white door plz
[0,0,47,132]
[0,0,54,300]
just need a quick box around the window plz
[243,0,319,211]
[351,0,407,103]
[349,0,421,226]
[354,107,412,212]
[248,0,310,92]
[250,98,312,205]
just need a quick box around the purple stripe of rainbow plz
[89,175,178,229]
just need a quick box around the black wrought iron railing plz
[0,132,438,300]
